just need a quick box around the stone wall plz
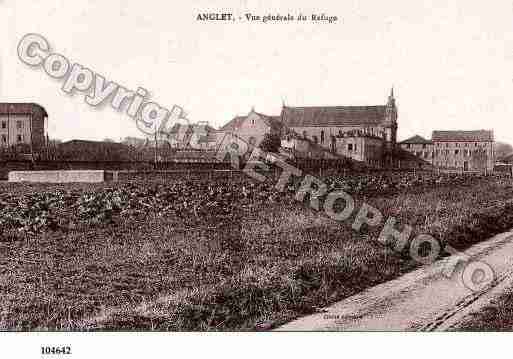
[8,170,105,183]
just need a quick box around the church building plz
[280,88,398,166]
[220,89,398,166]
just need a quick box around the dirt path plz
[277,230,513,331]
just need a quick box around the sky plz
[2,0,513,143]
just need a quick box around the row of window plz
[1,120,24,130]
[1,134,24,143]
[405,143,429,149]
[413,148,491,159]
[1,120,27,144]
[434,161,489,168]
[302,128,387,144]
[435,161,469,168]
[436,142,487,148]
[440,149,490,156]
[366,159,381,167]
[405,142,489,149]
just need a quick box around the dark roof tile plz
[399,135,432,144]
[221,111,283,132]
[281,105,387,127]
[432,130,494,142]
[220,115,247,131]
[0,103,48,117]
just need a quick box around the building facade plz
[220,109,283,147]
[399,130,494,172]
[280,88,397,153]
[431,130,494,171]
[334,133,384,167]
[222,89,398,166]
[0,103,48,151]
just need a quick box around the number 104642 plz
[41,346,71,355]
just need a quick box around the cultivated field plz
[1,171,513,330]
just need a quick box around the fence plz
[0,160,234,180]
[0,157,501,182]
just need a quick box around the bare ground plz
[278,230,513,331]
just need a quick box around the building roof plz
[220,111,283,132]
[56,140,134,161]
[281,105,388,127]
[165,123,217,134]
[59,139,128,149]
[0,103,48,117]
[432,130,494,142]
[256,112,283,132]
[399,135,432,144]
[220,115,246,132]
[161,123,219,144]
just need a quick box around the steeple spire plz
[387,86,396,107]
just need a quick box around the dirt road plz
[278,230,513,331]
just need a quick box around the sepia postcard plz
[2,0,513,358]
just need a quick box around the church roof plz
[281,105,388,127]
[432,130,494,142]
[399,135,432,144]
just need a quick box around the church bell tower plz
[384,87,398,146]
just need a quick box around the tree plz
[494,142,513,160]
[259,133,281,153]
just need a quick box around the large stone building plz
[222,89,398,166]
[399,130,494,171]
[280,88,397,152]
[0,103,48,151]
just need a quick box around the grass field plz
[1,173,513,330]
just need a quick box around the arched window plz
[320,130,325,143]
[302,130,307,139]
[313,136,318,144]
